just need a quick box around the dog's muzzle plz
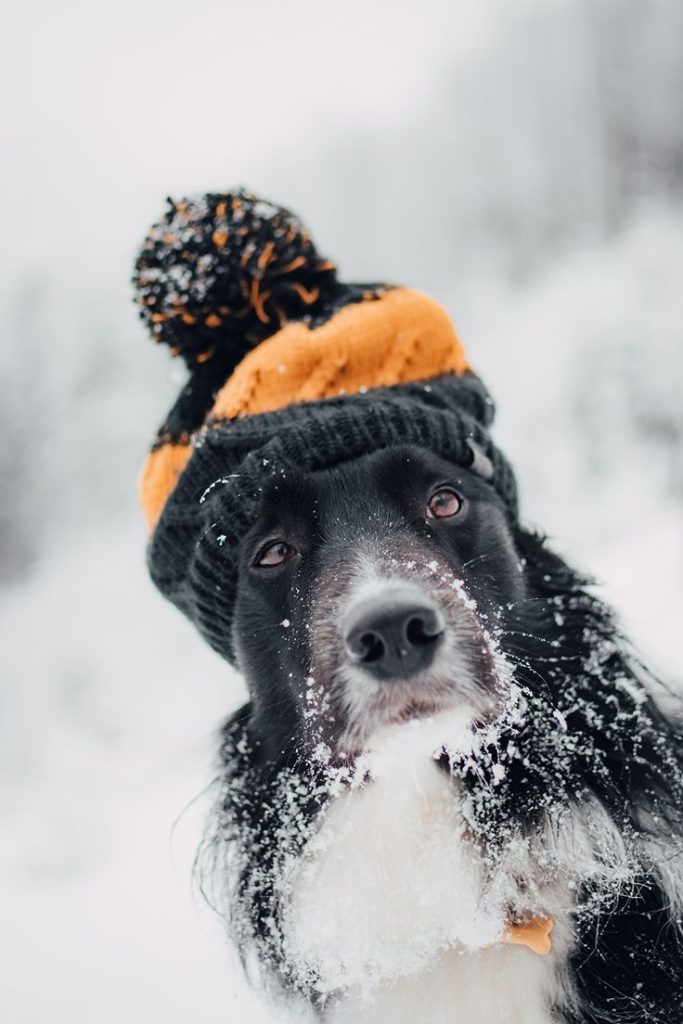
[343,585,446,682]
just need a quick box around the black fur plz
[202,444,683,1021]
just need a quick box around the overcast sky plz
[0,0,514,286]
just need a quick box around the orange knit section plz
[140,442,192,533]
[210,288,470,421]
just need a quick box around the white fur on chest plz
[332,944,561,1024]
[283,713,570,1023]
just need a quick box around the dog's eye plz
[254,541,295,568]
[427,488,463,519]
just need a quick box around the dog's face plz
[234,444,527,757]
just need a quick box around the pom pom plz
[133,189,339,369]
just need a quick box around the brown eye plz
[254,541,295,568]
[427,488,463,519]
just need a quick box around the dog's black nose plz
[343,588,445,681]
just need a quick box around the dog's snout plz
[343,588,445,681]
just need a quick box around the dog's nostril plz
[359,632,385,664]
[406,615,442,647]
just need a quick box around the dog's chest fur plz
[284,718,571,1023]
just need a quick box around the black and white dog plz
[202,443,683,1023]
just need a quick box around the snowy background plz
[1,0,682,1020]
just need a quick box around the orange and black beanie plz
[134,189,518,662]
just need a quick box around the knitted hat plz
[134,190,517,663]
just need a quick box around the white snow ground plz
[1,211,681,1023]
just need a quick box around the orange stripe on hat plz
[140,442,192,534]
[210,288,470,421]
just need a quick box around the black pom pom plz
[133,189,339,369]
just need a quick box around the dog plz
[201,441,683,1023]
[132,189,683,1022]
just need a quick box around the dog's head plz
[233,443,526,757]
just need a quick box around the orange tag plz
[501,915,554,956]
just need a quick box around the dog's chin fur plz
[203,449,683,1023]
